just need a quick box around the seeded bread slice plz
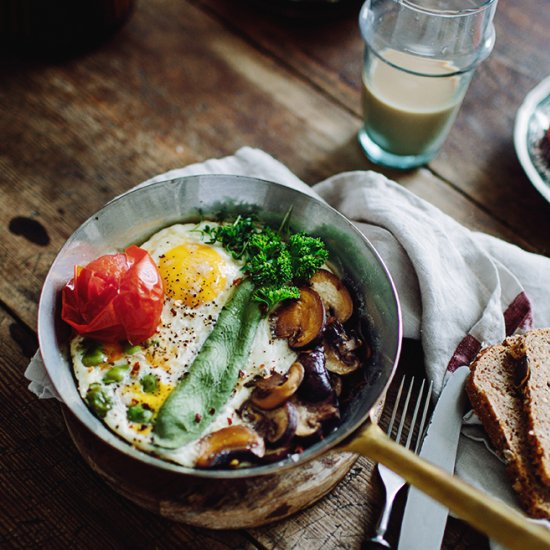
[466,336,550,519]
[517,328,550,487]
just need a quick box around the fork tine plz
[404,378,425,450]
[386,375,405,436]
[395,376,414,445]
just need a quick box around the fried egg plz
[71,222,297,467]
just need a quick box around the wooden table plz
[1,0,548,548]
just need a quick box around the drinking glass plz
[358,0,498,169]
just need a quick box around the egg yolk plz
[123,381,173,412]
[158,243,227,307]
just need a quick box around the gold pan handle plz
[340,422,550,550]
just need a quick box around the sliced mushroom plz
[239,400,265,425]
[294,399,341,438]
[297,347,334,402]
[264,401,298,446]
[195,425,265,469]
[324,321,362,375]
[309,269,353,323]
[239,400,298,447]
[251,362,305,410]
[325,347,361,376]
[274,287,325,349]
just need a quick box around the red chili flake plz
[238,370,245,378]
[227,417,233,425]
[194,413,202,423]
[131,362,140,376]
[233,277,243,286]
[170,308,177,316]
[295,446,304,454]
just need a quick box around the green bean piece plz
[140,374,158,393]
[82,347,108,367]
[124,343,142,355]
[85,383,112,418]
[103,364,130,384]
[127,404,154,423]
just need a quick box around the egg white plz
[71,222,298,467]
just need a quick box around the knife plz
[397,365,470,550]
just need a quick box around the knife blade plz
[397,365,470,550]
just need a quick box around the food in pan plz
[62,217,371,468]
[533,125,550,174]
[466,328,550,519]
[542,126,550,163]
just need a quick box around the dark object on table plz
[0,0,136,53]
[244,0,363,19]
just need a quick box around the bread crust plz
[521,328,550,487]
[466,334,550,519]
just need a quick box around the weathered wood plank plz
[0,306,256,549]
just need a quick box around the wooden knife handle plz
[340,422,550,550]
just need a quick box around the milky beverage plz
[362,49,464,157]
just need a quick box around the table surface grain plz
[1,0,549,548]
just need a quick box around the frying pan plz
[38,175,549,548]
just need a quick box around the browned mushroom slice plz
[264,401,298,446]
[325,347,361,376]
[239,399,265,425]
[251,362,305,410]
[297,346,333,402]
[195,425,265,469]
[309,269,353,323]
[239,400,298,447]
[324,321,362,375]
[294,399,341,438]
[274,287,325,349]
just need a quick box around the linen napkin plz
[25,147,550,542]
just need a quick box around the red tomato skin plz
[61,246,164,344]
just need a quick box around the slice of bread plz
[466,334,550,519]
[516,328,550,487]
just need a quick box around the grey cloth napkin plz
[25,147,550,541]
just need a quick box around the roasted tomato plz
[61,245,164,344]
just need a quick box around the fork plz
[364,376,433,550]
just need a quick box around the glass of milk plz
[358,0,498,169]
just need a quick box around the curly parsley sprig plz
[202,215,328,311]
